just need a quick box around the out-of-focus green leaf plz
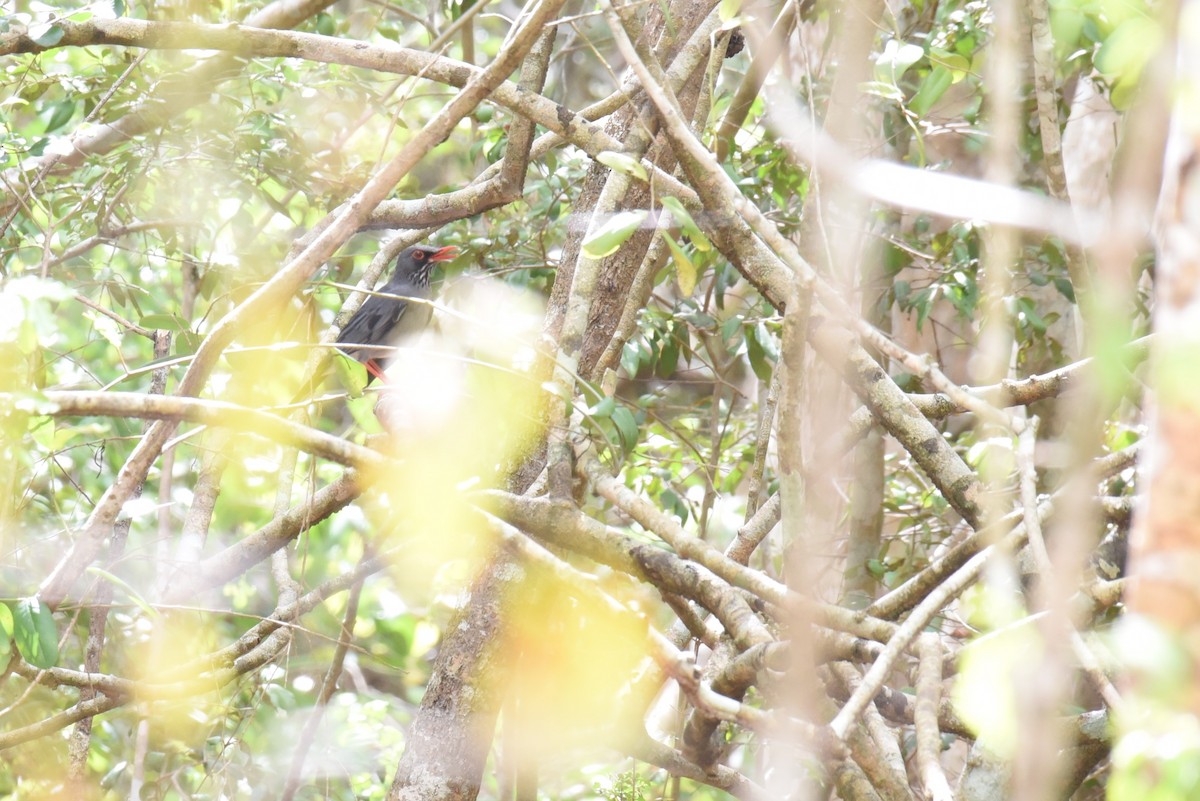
[874,39,924,83]
[909,66,953,116]
[620,341,644,378]
[14,597,58,669]
[175,330,202,356]
[44,100,75,134]
[30,24,64,47]
[1096,17,1161,110]
[661,196,711,251]
[346,393,383,434]
[860,80,906,102]
[1053,277,1077,303]
[590,396,616,419]
[745,321,777,382]
[596,151,647,181]
[86,566,160,619]
[335,351,369,399]
[139,313,189,332]
[611,406,638,454]
[929,48,972,82]
[0,603,13,654]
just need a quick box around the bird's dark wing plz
[336,293,407,362]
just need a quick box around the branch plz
[163,472,360,603]
[0,17,696,207]
[488,511,842,762]
[828,533,1026,740]
[1028,0,1092,311]
[600,0,986,531]
[482,498,775,650]
[486,489,898,644]
[35,0,564,608]
[915,633,954,801]
[9,391,386,470]
[806,322,983,529]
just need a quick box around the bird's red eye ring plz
[414,251,426,260]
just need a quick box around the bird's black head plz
[396,244,458,285]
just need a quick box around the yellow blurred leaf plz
[507,573,650,757]
[952,623,1041,758]
[661,232,697,296]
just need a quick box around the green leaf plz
[660,232,697,296]
[656,328,679,379]
[0,603,13,654]
[611,406,639,453]
[105,280,128,308]
[661,196,711,251]
[874,39,924,83]
[264,682,296,710]
[44,100,75,134]
[582,210,646,259]
[112,0,127,16]
[859,80,906,102]
[929,48,972,82]
[620,342,642,378]
[346,394,384,434]
[334,352,369,398]
[1096,17,1161,89]
[909,66,954,116]
[720,315,741,342]
[30,23,64,47]
[596,151,647,181]
[139,313,189,332]
[913,287,934,331]
[14,597,58,668]
[175,330,202,357]
[29,415,54,451]
[1017,297,1047,332]
[718,0,741,22]
[660,488,689,523]
[744,322,775,382]
[85,566,160,619]
[590,396,616,419]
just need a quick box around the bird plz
[335,244,458,383]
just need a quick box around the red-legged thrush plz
[336,244,458,383]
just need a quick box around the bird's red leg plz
[365,359,389,384]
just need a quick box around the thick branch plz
[0,18,695,206]
[9,391,385,470]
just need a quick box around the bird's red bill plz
[431,246,459,262]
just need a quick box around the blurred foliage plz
[0,0,1166,796]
